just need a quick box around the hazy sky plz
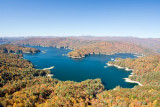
[0,0,160,38]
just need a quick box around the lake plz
[23,46,138,89]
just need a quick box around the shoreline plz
[46,74,54,77]
[68,55,85,59]
[23,45,145,59]
[106,63,143,86]
[106,63,133,71]
[43,66,54,70]
[123,78,143,86]
[24,45,144,86]
[43,66,54,77]
[68,52,145,59]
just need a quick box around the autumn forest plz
[0,37,159,106]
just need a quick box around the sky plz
[0,0,160,38]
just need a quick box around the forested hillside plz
[76,36,160,52]
[0,44,40,53]
[0,53,104,107]
[14,36,160,52]
[15,37,91,49]
[68,41,153,58]
[108,55,160,86]
[15,37,155,58]
[0,37,26,45]
[0,44,160,106]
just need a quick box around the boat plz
[42,51,46,53]
[104,66,108,68]
[111,58,114,61]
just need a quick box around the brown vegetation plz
[108,55,160,86]
[15,37,155,58]
[0,44,40,53]
[0,44,159,106]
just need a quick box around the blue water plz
[23,46,138,89]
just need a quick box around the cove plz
[23,46,138,89]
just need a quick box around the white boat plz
[111,58,114,61]
[104,66,108,68]
[42,51,46,53]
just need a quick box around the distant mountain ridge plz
[2,36,160,52]
[15,37,156,58]
[75,36,160,52]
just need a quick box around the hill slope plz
[0,45,159,106]
[108,55,160,86]
[76,36,160,52]
[15,37,156,58]
[0,44,40,53]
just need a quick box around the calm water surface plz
[23,46,138,89]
